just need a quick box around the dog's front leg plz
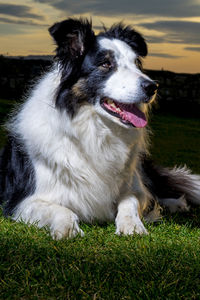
[12,197,84,240]
[115,195,148,235]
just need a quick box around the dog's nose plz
[141,80,158,98]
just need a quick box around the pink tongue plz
[117,103,147,128]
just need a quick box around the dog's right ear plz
[49,18,95,62]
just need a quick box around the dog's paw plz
[159,195,190,213]
[50,208,84,240]
[51,223,84,240]
[115,215,148,235]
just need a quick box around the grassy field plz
[0,98,200,299]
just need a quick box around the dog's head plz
[49,18,158,128]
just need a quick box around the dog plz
[0,18,200,239]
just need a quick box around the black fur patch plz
[79,47,117,101]
[49,18,95,65]
[99,23,148,57]
[64,48,117,113]
[0,136,36,216]
[49,18,96,114]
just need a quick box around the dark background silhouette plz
[0,55,200,117]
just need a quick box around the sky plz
[0,0,200,73]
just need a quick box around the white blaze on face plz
[99,38,149,103]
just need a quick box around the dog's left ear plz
[49,18,95,61]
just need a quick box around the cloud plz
[0,23,26,35]
[31,1,200,47]
[140,21,200,44]
[33,0,200,18]
[184,47,200,52]
[146,36,166,44]
[0,3,44,20]
[0,17,48,26]
[149,53,183,59]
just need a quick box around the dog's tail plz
[141,155,200,213]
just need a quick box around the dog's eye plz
[101,61,112,69]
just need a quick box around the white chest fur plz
[10,70,144,223]
[33,105,142,222]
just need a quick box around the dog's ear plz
[49,18,95,61]
[128,30,147,57]
[101,23,148,57]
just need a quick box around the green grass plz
[149,112,200,173]
[0,99,200,299]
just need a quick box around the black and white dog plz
[0,18,200,239]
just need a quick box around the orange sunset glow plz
[0,0,200,73]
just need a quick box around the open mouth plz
[100,98,147,128]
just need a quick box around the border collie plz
[0,18,200,239]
